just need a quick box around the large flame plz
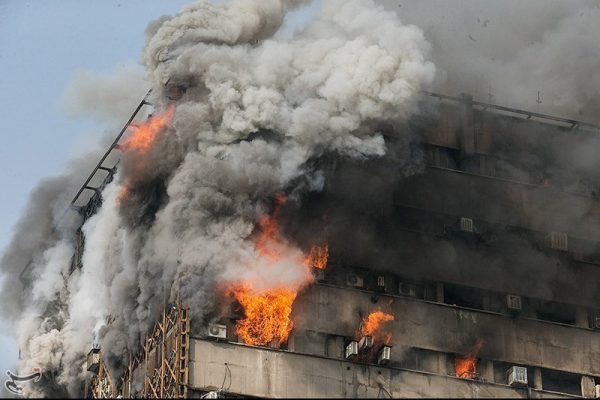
[455,340,484,379]
[229,194,331,346]
[356,310,394,345]
[230,194,303,346]
[304,244,329,269]
[120,103,175,154]
[230,285,296,346]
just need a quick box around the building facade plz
[84,93,600,398]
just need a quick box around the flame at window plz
[455,340,484,379]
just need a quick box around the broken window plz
[540,369,582,396]
[425,145,460,170]
[291,330,324,356]
[534,300,577,325]
[443,284,484,310]
[324,335,345,359]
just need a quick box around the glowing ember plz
[121,104,175,154]
[304,244,329,269]
[455,340,484,379]
[356,311,394,345]
[230,285,296,346]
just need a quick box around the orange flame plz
[121,104,175,154]
[455,340,484,379]
[304,244,329,269]
[356,311,394,345]
[254,194,287,262]
[230,285,296,346]
[229,194,331,347]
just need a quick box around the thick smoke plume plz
[0,0,434,396]
[379,0,600,122]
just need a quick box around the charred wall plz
[281,94,600,309]
[256,94,600,398]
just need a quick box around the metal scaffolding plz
[87,354,116,399]
[87,303,190,399]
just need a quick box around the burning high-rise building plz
[2,0,600,398]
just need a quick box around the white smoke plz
[1,0,435,396]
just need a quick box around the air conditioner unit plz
[507,294,522,312]
[377,276,386,290]
[460,217,474,233]
[313,268,325,282]
[358,335,373,352]
[595,384,600,399]
[346,274,364,288]
[207,323,227,340]
[548,232,568,251]
[398,282,417,297]
[345,341,359,359]
[377,346,391,365]
[507,366,528,387]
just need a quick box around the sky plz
[0,0,318,389]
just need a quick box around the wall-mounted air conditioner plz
[548,232,568,251]
[358,335,373,352]
[347,274,364,288]
[207,323,227,340]
[377,346,391,365]
[460,217,474,233]
[345,341,358,359]
[398,282,417,297]
[507,294,522,312]
[507,366,528,387]
[594,384,600,399]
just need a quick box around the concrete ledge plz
[189,339,578,398]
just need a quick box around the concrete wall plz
[335,226,600,309]
[291,285,600,377]
[188,339,575,398]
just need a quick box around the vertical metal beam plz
[143,340,149,397]
[160,304,166,398]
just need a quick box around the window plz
[444,284,484,310]
[541,369,581,396]
[535,301,576,325]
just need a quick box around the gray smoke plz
[1,0,434,396]
[379,0,600,123]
